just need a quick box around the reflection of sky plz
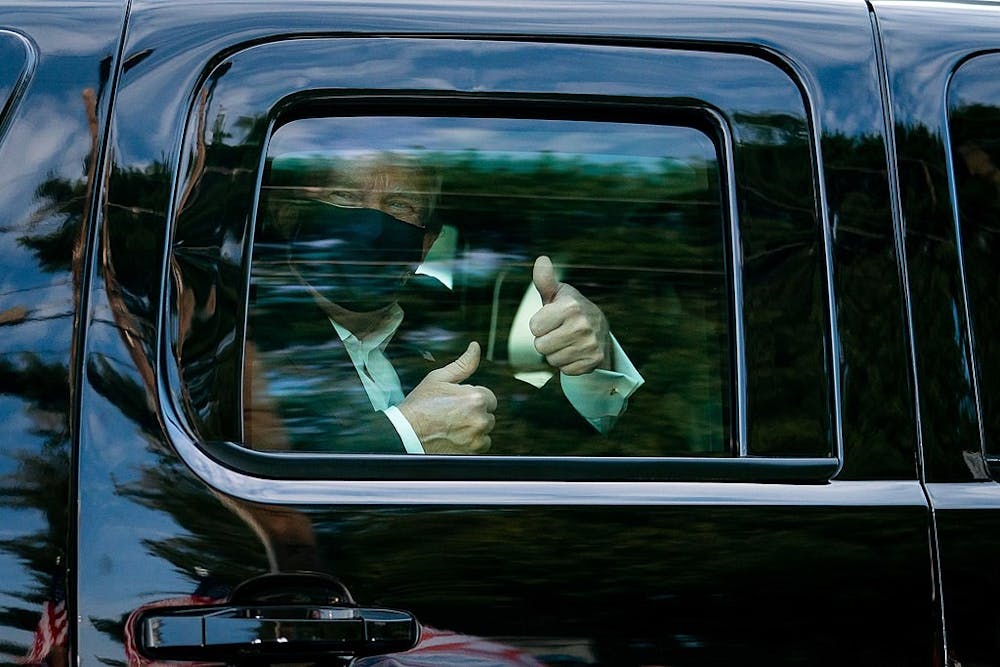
[111,1,905,197]
[270,117,715,166]
[76,378,214,662]
[0,294,74,355]
[0,32,29,111]
[161,36,811,173]
[0,397,63,659]
[0,93,93,219]
[949,54,1000,111]
[879,5,1000,129]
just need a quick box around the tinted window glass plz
[949,55,1000,459]
[243,116,730,457]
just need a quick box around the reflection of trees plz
[96,154,257,640]
[0,134,286,660]
[0,355,71,660]
[0,84,94,656]
[895,120,984,480]
[821,130,918,478]
[81,350,274,664]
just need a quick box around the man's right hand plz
[398,341,497,454]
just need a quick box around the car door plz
[873,2,1000,664]
[75,1,937,664]
[0,2,127,664]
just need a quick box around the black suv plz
[2,1,1000,665]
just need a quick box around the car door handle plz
[135,603,419,663]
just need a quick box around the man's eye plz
[327,189,363,206]
[385,198,418,216]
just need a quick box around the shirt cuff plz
[560,333,644,432]
[382,406,425,454]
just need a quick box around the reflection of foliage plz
[734,115,829,456]
[79,349,269,653]
[19,178,89,274]
[0,153,83,658]
[0,354,71,659]
[822,130,917,478]
[76,152,278,652]
[0,374,70,655]
[1,153,275,660]
[895,118,984,480]
[89,352,266,580]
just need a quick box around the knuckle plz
[479,387,496,407]
[469,393,484,410]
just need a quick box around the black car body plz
[2,0,1000,665]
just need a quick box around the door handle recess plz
[135,604,419,663]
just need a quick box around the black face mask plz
[257,202,428,313]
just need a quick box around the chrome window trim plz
[164,399,919,505]
[925,482,1000,510]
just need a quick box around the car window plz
[164,38,835,478]
[948,53,1000,463]
[244,116,729,456]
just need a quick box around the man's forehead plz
[328,156,431,191]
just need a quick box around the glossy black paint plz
[0,1,125,660]
[874,2,1000,663]
[81,0,935,664]
[1,0,997,665]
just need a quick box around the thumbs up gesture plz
[529,256,611,376]
[398,342,497,454]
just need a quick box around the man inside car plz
[244,152,642,455]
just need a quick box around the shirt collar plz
[329,302,404,352]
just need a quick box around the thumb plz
[429,341,481,383]
[533,255,560,304]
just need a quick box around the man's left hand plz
[529,255,612,376]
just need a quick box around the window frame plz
[945,50,1000,478]
[160,37,839,484]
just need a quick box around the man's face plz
[259,154,441,312]
[322,157,435,235]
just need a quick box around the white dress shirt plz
[329,308,643,454]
